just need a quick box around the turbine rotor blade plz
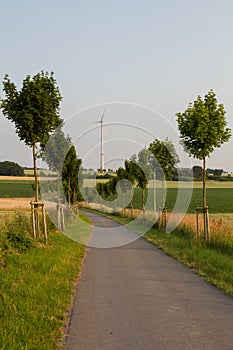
[104,123,113,133]
[101,106,107,122]
[88,121,100,125]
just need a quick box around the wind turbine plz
[99,107,106,173]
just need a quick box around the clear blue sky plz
[1,0,233,171]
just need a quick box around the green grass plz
[83,179,233,188]
[145,188,233,213]
[0,180,34,198]
[64,211,92,246]
[90,187,233,214]
[0,213,91,350]
[0,178,232,214]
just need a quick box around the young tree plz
[42,125,71,203]
[1,71,62,202]
[116,166,133,215]
[62,145,83,206]
[108,175,118,196]
[96,182,104,204]
[42,125,71,175]
[149,138,180,208]
[124,160,136,215]
[137,148,153,180]
[128,156,148,212]
[149,138,179,181]
[176,90,231,239]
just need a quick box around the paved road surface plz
[66,211,233,350]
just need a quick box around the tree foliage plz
[137,148,153,180]
[98,140,179,212]
[176,90,231,160]
[149,138,180,180]
[1,71,62,148]
[62,145,83,205]
[42,125,71,174]
[116,166,133,192]
[193,166,203,180]
[214,169,223,177]
[0,161,24,176]
[128,155,148,211]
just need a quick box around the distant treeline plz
[85,166,233,182]
[0,161,24,176]
[0,162,56,177]
[0,161,232,181]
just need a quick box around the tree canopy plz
[193,166,203,180]
[0,161,24,176]
[62,145,83,205]
[176,90,231,160]
[149,138,180,180]
[42,125,71,174]
[1,71,62,148]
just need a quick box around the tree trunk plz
[73,189,77,204]
[33,143,40,238]
[162,176,165,208]
[130,199,134,217]
[33,143,39,202]
[142,188,145,214]
[73,189,78,214]
[57,172,60,205]
[203,157,206,208]
[68,177,71,206]
[153,170,156,215]
[203,156,207,241]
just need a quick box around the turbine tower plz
[100,108,106,173]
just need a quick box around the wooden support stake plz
[34,204,40,240]
[163,208,167,228]
[206,208,210,242]
[42,203,47,244]
[30,201,47,242]
[31,202,36,239]
[159,207,167,230]
[57,204,61,231]
[196,208,199,240]
[203,206,209,243]
[196,206,210,242]
[158,208,162,230]
[61,206,65,231]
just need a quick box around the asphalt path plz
[66,211,233,350]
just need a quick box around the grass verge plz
[0,212,91,350]
[64,211,93,246]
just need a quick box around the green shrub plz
[6,230,35,252]
[0,211,35,254]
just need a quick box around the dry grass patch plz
[0,198,34,211]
